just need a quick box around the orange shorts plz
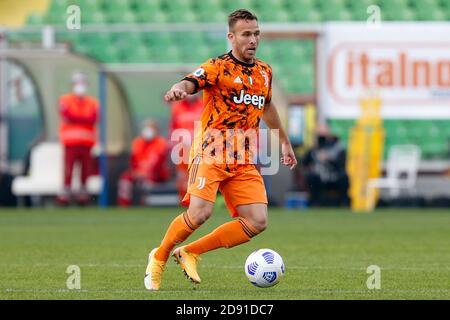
[181,154,268,217]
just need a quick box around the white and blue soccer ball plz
[244,248,285,288]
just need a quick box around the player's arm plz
[262,103,298,170]
[164,80,196,102]
[165,59,219,102]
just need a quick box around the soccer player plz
[144,9,297,290]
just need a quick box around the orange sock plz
[185,218,260,255]
[155,211,199,261]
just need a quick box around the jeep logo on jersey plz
[233,90,265,109]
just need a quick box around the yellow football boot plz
[144,248,166,291]
[173,246,201,284]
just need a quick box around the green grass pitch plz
[0,207,449,300]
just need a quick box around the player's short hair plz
[228,9,258,31]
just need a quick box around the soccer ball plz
[244,248,285,288]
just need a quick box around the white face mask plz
[142,127,156,141]
[73,83,87,96]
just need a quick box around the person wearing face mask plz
[117,120,170,207]
[302,123,350,207]
[57,71,98,206]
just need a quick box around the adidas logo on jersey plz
[233,89,265,110]
[234,76,242,84]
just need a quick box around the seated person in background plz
[302,124,349,207]
[118,120,170,207]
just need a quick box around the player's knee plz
[250,217,268,233]
[256,220,268,233]
[188,206,213,225]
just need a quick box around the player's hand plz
[280,142,298,170]
[164,88,187,102]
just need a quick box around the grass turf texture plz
[0,207,449,300]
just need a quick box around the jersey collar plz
[228,50,255,68]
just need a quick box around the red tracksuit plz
[59,94,98,190]
[118,136,170,207]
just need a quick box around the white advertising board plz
[318,22,450,119]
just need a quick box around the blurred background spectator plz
[302,124,349,207]
[57,71,98,206]
[117,119,170,207]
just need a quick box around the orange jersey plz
[183,51,272,170]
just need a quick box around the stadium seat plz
[111,33,145,59]
[75,0,100,14]
[366,144,421,209]
[286,1,315,20]
[44,12,66,25]
[47,0,68,15]
[143,31,173,48]
[93,46,121,63]
[251,0,279,9]
[414,6,446,20]
[79,32,111,48]
[289,8,322,22]
[77,0,101,8]
[173,32,204,53]
[260,9,290,22]
[81,11,106,24]
[102,0,131,13]
[153,45,180,62]
[111,11,137,24]
[383,5,415,20]
[131,0,161,13]
[124,45,151,63]
[161,0,191,12]
[135,8,168,23]
[166,8,197,23]
[12,142,102,199]
[196,7,227,23]
[284,0,315,10]
[192,0,222,12]
[321,9,353,21]
[221,0,254,13]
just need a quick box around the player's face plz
[228,19,260,63]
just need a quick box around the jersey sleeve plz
[183,58,220,93]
